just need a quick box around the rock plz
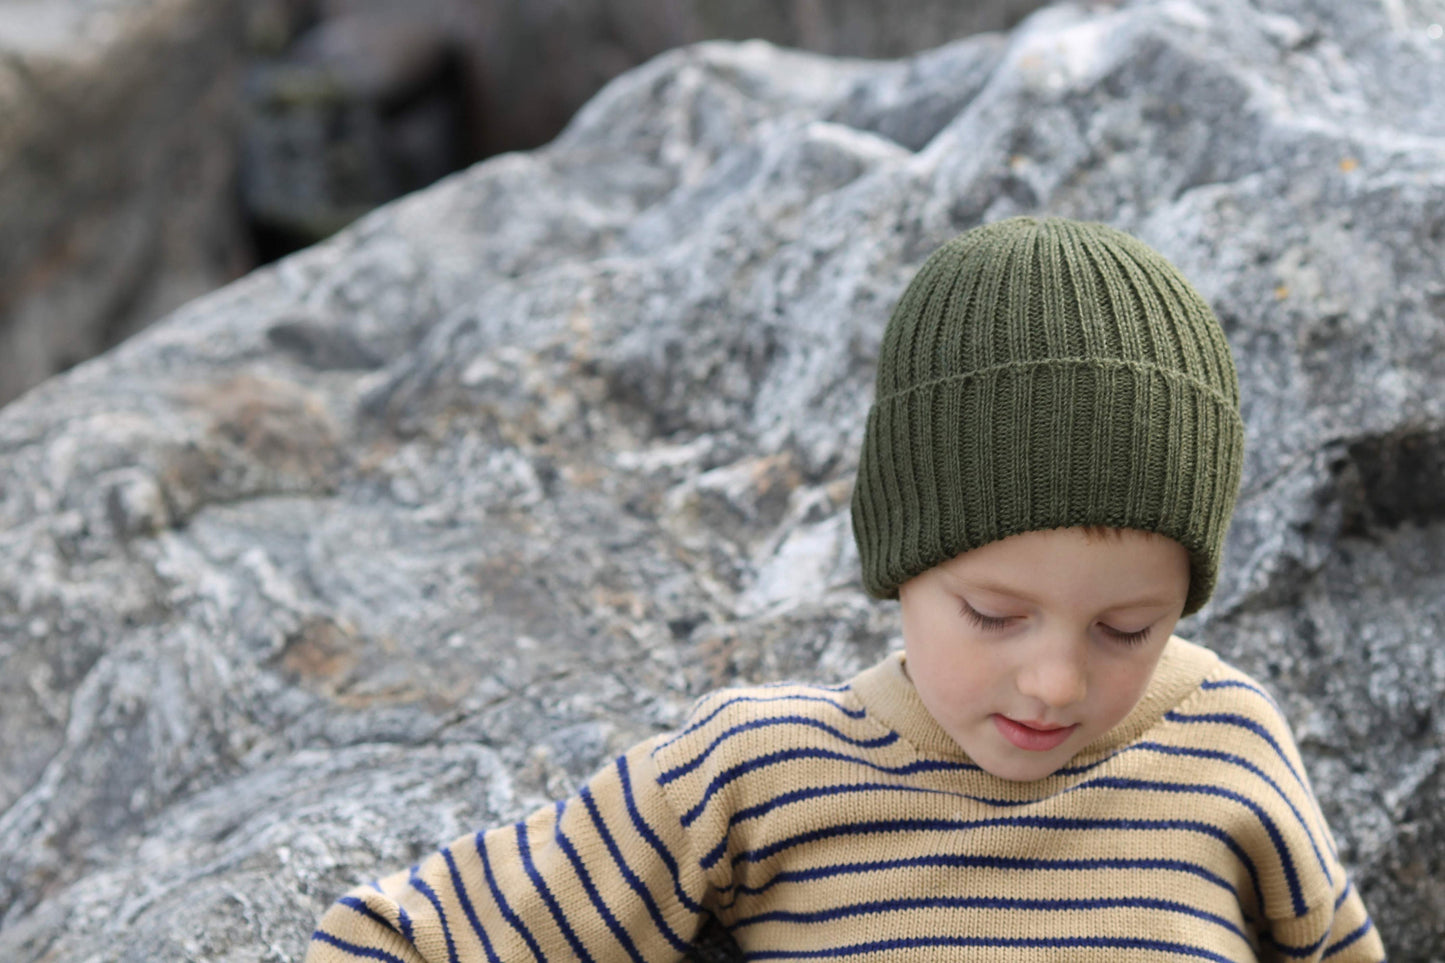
[1,1,1443,960]
[320,0,1052,156]
[241,13,469,253]
[0,0,254,406]
[0,0,1044,407]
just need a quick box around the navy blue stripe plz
[657,693,864,750]
[406,868,460,963]
[1136,741,1332,883]
[1323,918,1376,959]
[693,737,1322,875]
[659,695,1129,800]
[362,876,414,942]
[701,838,729,874]
[658,716,897,785]
[1334,880,1352,910]
[617,754,708,915]
[552,798,647,963]
[681,747,974,826]
[578,783,694,953]
[1260,928,1330,959]
[722,814,1263,907]
[701,781,956,869]
[1066,775,1306,917]
[517,814,595,963]
[715,852,1239,910]
[727,780,951,828]
[442,846,502,963]
[311,929,411,963]
[397,906,415,945]
[746,934,1238,962]
[944,773,1305,917]
[734,894,1249,942]
[1201,677,1283,712]
[338,896,400,936]
[1195,682,1341,862]
[477,829,546,961]
[1047,744,1135,778]
[1057,735,1333,874]
[1166,709,1309,792]
[870,739,1326,897]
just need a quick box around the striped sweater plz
[307,637,1384,962]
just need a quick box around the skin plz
[897,527,1191,782]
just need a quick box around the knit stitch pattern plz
[306,639,1382,962]
[851,218,1245,614]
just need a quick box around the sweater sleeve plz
[305,735,711,963]
[1259,877,1384,962]
[1213,675,1387,963]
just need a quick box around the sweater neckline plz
[850,635,1218,764]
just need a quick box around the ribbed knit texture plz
[307,640,1383,963]
[851,217,1245,614]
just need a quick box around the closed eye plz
[1100,623,1152,647]
[959,599,1013,631]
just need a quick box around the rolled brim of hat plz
[851,355,1244,616]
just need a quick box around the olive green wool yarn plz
[851,217,1245,616]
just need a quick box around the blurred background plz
[0,0,1054,408]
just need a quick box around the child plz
[306,217,1384,962]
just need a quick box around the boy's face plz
[897,527,1190,782]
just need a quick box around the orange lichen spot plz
[280,617,359,686]
[1339,157,1359,173]
[1274,285,1290,300]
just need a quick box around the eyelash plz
[958,600,1012,631]
[1101,625,1153,647]
[958,600,1153,647]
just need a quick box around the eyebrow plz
[961,579,1177,612]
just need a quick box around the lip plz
[992,714,1079,752]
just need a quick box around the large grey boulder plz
[1,0,1442,960]
[0,0,1044,409]
[0,0,253,406]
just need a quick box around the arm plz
[1185,666,1386,963]
[1239,703,1385,963]
[1260,879,1384,963]
[306,735,711,963]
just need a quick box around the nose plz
[1016,634,1088,708]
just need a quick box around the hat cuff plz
[851,358,1245,615]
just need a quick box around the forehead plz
[933,527,1189,609]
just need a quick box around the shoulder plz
[1150,646,1320,804]
[1162,651,1308,773]
[650,675,877,776]
[1146,646,1347,922]
[644,673,896,835]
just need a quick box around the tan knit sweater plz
[307,637,1383,962]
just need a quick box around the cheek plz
[899,590,1011,719]
[908,638,999,716]
[1093,658,1159,723]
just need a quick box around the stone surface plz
[0,0,254,406]
[1,0,1443,960]
[321,0,1052,156]
[0,0,1049,406]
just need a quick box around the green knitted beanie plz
[851,217,1244,616]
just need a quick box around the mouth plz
[992,714,1079,752]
